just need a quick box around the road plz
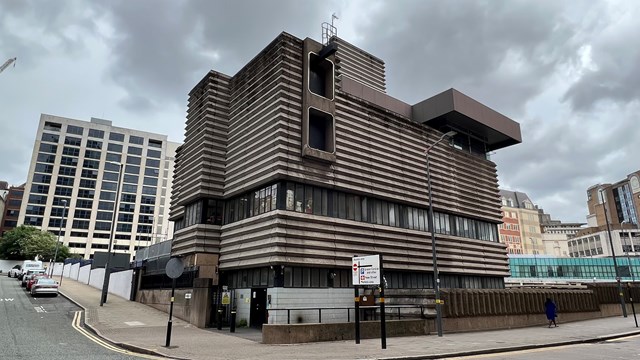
[0,275,155,359]
[453,333,640,360]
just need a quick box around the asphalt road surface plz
[453,333,640,360]
[0,275,155,359]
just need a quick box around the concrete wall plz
[0,260,21,273]
[78,265,91,284]
[137,288,193,323]
[63,263,71,278]
[108,270,132,300]
[70,263,80,280]
[267,288,353,324]
[89,268,105,289]
[51,263,64,276]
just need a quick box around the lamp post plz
[425,130,456,338]
[621,220,638,327]
[50,200,67,276]
[600,189,627,317]
[100,162,124,306]
[530,237,539,281]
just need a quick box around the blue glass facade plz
[509,256,640,281]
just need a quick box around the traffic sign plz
[352,255,380,285]
[165,258,185,279]
[221,291,231,305]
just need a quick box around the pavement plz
[58,279,640,360]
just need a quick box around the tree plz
[0,225,71,262]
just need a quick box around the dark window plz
[39,143,58,154]
[52,197,70,206]
[67,125,84,135]
[98,201,114,211]
[308,53,334,99]
[88,129,104,139]
[35,163,54,174]
[26,205,46,215]
[100,192,116,201]
[24,216,43,226]
[139,205,154,214]
[81,169,99,179]
[32,174,51,184]
[127,146,143,155]
[123,174,138,184]
[148,139,162,148]
[119,203,135,213]
[122,184,137,193]
[138,215,153,224]
[145,159,160,168]
[60,156,78,166]
[86,140,102,149]
[104,162,120,172]
[102,172,119,181]
[106,153,121,162]
[37,153,56,163]
[28,195,47,204]
[125,165,140,175]
[59,166,76,176]
[31,184,49,194]
[145,168,160,177]
[126,156,141,165]
[79,179,96,189]
[109,132,125,142]
[308,108,334,152]
[83,159,100,169]
[64,136,82,146]
[48,218,67,228]
[121,194,136,203]
[54,187,73,196]
[85,150,101,159]
[141,196,155,204]
[91,243,109,249]
[101,181,117,191]
[74,210,91,219]
[137,225,152,234]
[77,189,95,199]
[72,220,90,229]
[68,241,87,247]
[143,177,158,186]
[44,121,62,132]
[142,186,156,195]
[129,135,144,145]
[62,147,80,156]
[76,200,93,209]
[41,133,59,143]
[56,176,74,186]
[147,149,161,159]
[116,223,132,232]
[107,143,123,152]
[118,213,134,222]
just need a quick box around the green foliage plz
[0,225,72,261]
[237,318,248,327]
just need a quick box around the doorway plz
[249,288,267,328]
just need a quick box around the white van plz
[18,260,43,280]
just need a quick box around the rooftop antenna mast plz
[322,13,338,45]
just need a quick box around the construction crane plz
[0,57,17,75]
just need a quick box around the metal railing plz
[267,305,425,325]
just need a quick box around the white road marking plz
[34,306,46,313]
[0,298,14,301]
[124,321,145,326]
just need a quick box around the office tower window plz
[67,125,84,135]
[41,133,59,143]
[39,143,58,154]
[88,129,104,138]
[129,135,144,145]
[44,122,62,132]
[64,136,82,146]
[109,132,125,142]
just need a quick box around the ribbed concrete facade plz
[169,32,521,325]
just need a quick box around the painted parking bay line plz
[34,306,46,313]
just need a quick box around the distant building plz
[537,209,585,257]
[498,190,542,255]
[1,183,24,236]
[18,114,179,259]
[586,171,640,228]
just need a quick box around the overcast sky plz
[1,0,638,223]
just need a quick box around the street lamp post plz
[600,189,627,317]
[100,162,124,306]
[50,200,67,276]
[425,130,456,338]
[621,220,638,327]
[530,237,539,281]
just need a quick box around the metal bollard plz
[217,308,223,330]
[230,309,237,333]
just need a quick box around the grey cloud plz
[353,0,580,116]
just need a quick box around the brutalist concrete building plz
[169,32,521,326]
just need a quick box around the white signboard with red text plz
[352,255,380,285]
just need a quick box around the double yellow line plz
[71,311,167,359]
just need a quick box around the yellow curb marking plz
[71,311,167,360]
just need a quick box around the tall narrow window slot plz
[308,108,334,153]
[308,53,334,99]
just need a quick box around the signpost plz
[164,257,184,348]
[352,254,386,349]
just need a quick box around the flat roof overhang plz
[412,89,522,151]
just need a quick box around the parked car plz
[8,265,21,278]
[26,274,49,291]
[21,269,46,287]
[30,278,59,297]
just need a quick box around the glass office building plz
[509,255,640,282]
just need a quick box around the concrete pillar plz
[190,277,213,328]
